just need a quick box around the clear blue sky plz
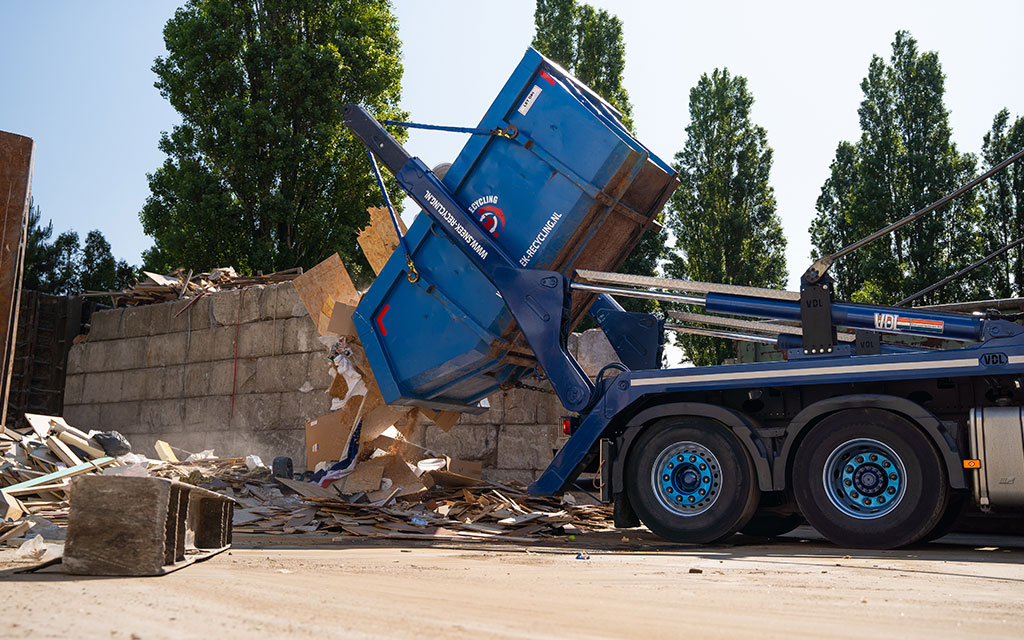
[2,1,1022,289]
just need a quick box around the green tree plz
[140,0,407,282]
[810,31,981,305]
[532,0,666,318]
[50,231,81,296]
[666,69,788,366]
[22,201,59,292]
[80,230,136,293]
[978,109,1024,297]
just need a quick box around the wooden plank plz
[331,458,385,494]
[56,431,105,459]
[0,131,34,434]
[0,456,114,492]
[46,436,84,467]
[154,440,179,462]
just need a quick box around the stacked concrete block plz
[63,282,331,467]
[412,328,617,484]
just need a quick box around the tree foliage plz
[978,109,1024,298]
[141,0,407,282]
[810,31,981,305]
[532,0,665,317]
[666,69,788,366]
[22,203,135,296]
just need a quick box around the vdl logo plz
[980,352,1009,367]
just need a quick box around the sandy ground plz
[2,527,1023,639]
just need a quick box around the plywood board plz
[332,458,385,494]
[357,206,407,275]
[292,253,360,335]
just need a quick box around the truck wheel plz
[921,491,967,543]
[740,493,804,538]
[792,409,949,549]
[625,418,759,544]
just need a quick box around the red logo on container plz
[477,205,505,238]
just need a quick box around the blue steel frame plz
[344,102,1024,499]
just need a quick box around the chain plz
[501,378,556,395]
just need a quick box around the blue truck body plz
[344,47,1024,549]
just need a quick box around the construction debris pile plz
[0,414,122,528]
[84,266,302,307]
[1,413,611,549]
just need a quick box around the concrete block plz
[80,341,109,373]
[166,295,211,333]
[230,392,282,431]
[122,305,159,338]
[210,288,261,327]
[306,351,333,391]
[250,429,305,466]
[423,423,498,461]
[502,388,539,424]
[96,401,142,432]
[88,308,124,341]
[144,365,185,401]
[120,369,151,402]
[184,395,233,431]
[232,358,259,395]
[184,360,236,397]
[279,391,332,426]
[259,282,303,320]
[482,468,540,485]
[237,322,277,359]
[63,403,101,432]
[66,344,85,375]
[280,315,319,354]
[138,399,185,432]
[64,374,85,405]
[251,353,309,394]
[145,332,187,367]
[575,328,618,378]
[496,424,557,471]
[185,325,238,363]
[103,337,148,372]
[82,371,125,404]
[536,391,563,425]
[477,392,505,425]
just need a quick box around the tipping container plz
[354,48,678,412]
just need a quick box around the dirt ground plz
[2,527,1023,639]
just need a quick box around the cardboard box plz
[305,410,358,470]
[326,301,357,337]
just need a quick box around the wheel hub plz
[652,442,721,516]
[824,438,905,519]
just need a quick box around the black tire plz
[921,491,968,543]
[740,492,804,538]
[626,417,760,544]
[272,456,294,479]
[792,409,949,549]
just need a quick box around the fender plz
[775,394,965,490]
[614,402,774,493]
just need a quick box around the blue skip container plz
[353,48,678,412]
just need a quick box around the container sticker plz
[518,85,543,116]
[469,194,504,238]
[519,210,563,267]
[873,312,944,333]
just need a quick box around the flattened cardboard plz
[305,409,359,470]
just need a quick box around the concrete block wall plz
[64,282,332,466]
[410,329,618,484]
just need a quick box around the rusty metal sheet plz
[0,131,35,431]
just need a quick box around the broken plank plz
[274,476,341,499]
[45,436,84,467]
[0,457,114,492]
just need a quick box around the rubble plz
[83,266,302,307]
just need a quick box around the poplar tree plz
[810,31,981,305]
[666,69,787,366]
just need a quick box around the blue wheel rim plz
[822,438,906,520]
[651,441,721,516]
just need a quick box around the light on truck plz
[962,459,981,469]
[562,418,572,435]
